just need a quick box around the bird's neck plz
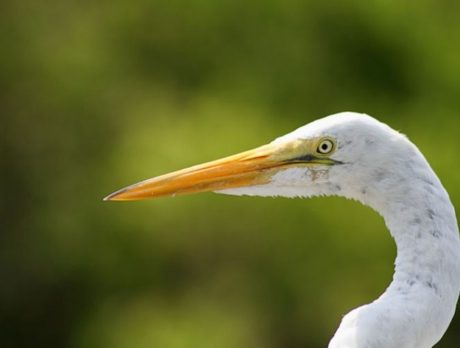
[379,180,460,346]
[378,175,460,302]
[331,171,460,348]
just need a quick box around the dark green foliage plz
[1,1,460,347]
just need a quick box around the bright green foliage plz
[2,1,460,347]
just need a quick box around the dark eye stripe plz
[289,154,315,162]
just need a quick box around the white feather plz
[219,112,460,348]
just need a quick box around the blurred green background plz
[2,0,460,347]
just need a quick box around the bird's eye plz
[317,139,335,154]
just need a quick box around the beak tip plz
[103,188,128,202]
[103,193,116,202]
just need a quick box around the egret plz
[105,112,460,348]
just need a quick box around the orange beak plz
[104,143,283,201]
[104,139,338,201]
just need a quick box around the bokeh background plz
[2,1,460,347]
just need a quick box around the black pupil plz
[321,143,329,151]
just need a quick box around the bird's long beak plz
[104,140,336,201]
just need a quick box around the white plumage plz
[222,113,460,347]
[106,112,460,347]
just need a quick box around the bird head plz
[104,112,417,203]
